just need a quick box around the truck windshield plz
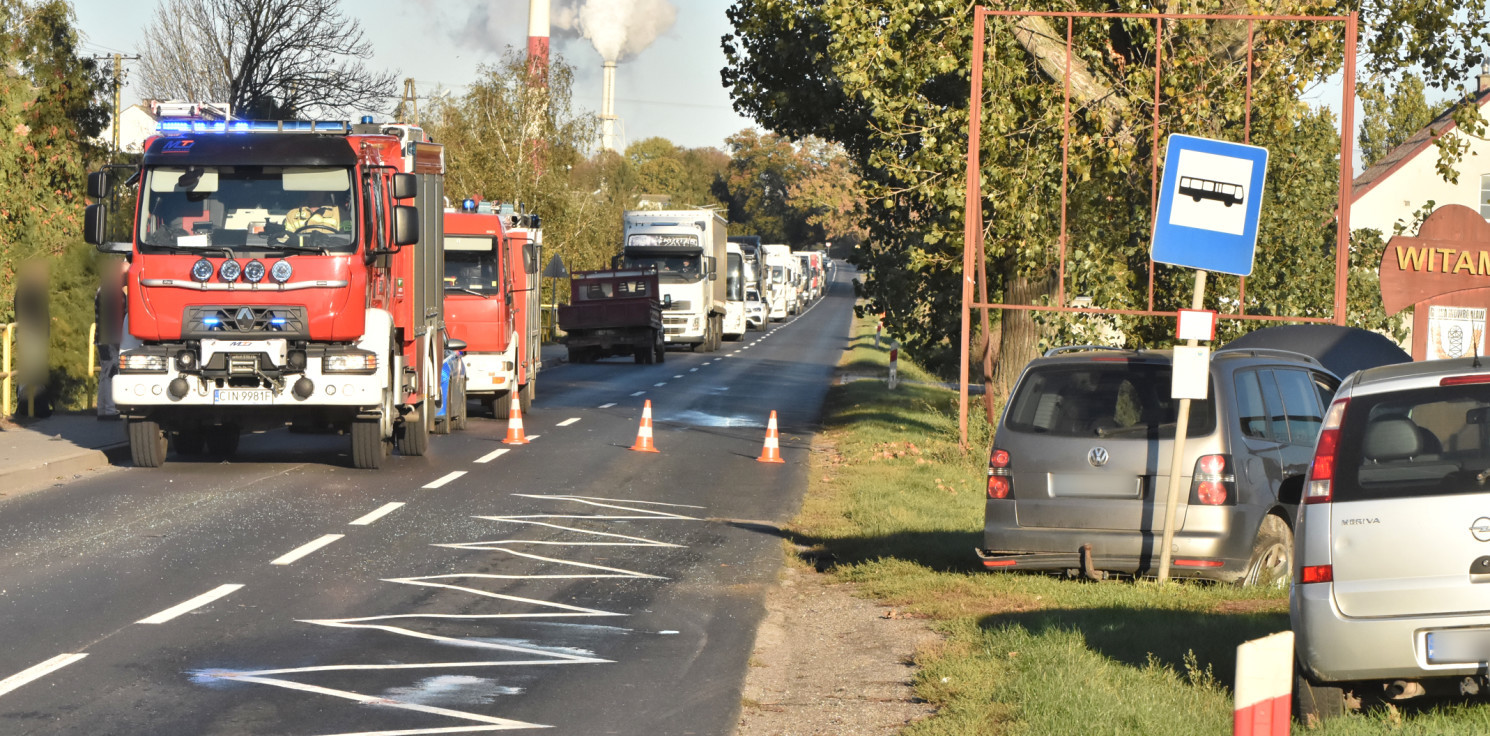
[624,250,700,283]
[444,236,503,295]
[138,165,357,253]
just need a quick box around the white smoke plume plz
[553,0,677,62]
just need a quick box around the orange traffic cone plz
[502,392,529,445]
[757,410,785,463]
[629,399,659,453]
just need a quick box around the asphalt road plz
[0,267,854,736]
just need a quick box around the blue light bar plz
[155,119,351,135]
[269,318,287,326]
[203,317,221,326]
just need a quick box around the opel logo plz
[1472,517,1490,543]
[1088,447,1109,467]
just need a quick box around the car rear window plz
[1334,384,1490,501]
[1004,362,1215,438]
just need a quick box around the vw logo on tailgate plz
[1088,447,1109,467]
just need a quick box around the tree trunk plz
[989,269,1051,402]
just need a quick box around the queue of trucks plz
[79,108,827,469]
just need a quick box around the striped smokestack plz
[527,0,550,72]
[601,60,617,152]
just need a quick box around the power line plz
[92,53,141,160]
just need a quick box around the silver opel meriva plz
[1294,356,1490,721]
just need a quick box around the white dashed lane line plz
[673,375,684,379]
[349,502,404,526]
[138,584,244,625]
[423,471,467,489]
[271,534,345,566]
[653,382,667,387]
[557,418,581,427]
[630,391,646,397]
[0,654,88,698]
[689,368,698,373]
[598,402,616,409]
[475,448,510,464]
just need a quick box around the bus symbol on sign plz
[1178,176,1244,207]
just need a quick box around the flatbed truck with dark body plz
[558,269,666,364]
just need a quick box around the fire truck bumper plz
[113,353,387,411]
[460,350,516,396]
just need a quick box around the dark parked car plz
[977,345,1338,585]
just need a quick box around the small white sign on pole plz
[1176,309,1218,342]
[1172,346,1210,400]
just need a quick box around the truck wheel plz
[129,418,168,468]
[173,431,205,456]
[433,401,451,435]
[520,376,535,413]
[205,425,240,457]
[396,405,430,456]
[654,334,666,364]
[351,418,384,469]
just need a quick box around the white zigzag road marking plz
[195,494,697,735]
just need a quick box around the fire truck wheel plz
[205,426,239,457]
[433,403,451,435]
[129,418,168,468]
[397,405,430,456]
[173,431,205,456]
[452,384,468,431]
[520,377,535,413]
[351,418,384,469]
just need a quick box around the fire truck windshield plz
[444,236,503,296]
[139,165,357,253]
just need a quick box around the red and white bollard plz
[887,346,899,390]
[1233,631,1293,736]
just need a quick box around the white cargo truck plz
[762,243,797,321]
[621,210,728,351]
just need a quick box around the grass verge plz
[793,312,1490,735]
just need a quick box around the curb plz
[0,445,117,491]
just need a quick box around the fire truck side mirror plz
[84,203,107,246]
[86,171,112,199]
[392,205,419,246]
[392,173,417,200]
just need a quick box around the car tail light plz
[1442,374,1490,386]
[1188,454,1234,505]
[1305,398,1350,504]
[1301,564,1333,584]
[987,447,1013,499]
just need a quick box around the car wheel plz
[1242,515,1292,587]
[1293,659,1349,726]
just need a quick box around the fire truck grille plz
[183,305,308,339]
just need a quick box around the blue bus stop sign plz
[1151,134,1269,277]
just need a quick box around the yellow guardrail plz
[1,323,12,417]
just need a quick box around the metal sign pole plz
[1157,269,1207,583]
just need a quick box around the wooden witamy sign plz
[1379,204,1490,316]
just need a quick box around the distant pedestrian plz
[13,261,51,417]
[95,259,126,419]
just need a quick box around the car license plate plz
[1426,629,1490,664]
[213,388,274,405]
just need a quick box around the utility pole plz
[400,78,419,126]
[93,53,140,160]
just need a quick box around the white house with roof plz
[96,102,158,155]
[1351,72,1490,235]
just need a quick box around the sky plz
[68,0,759,152]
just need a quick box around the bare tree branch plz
[136,0,396,118]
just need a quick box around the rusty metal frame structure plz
[960,9,1358,447]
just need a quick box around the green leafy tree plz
[426,51,614,302]
[1358,73,1451,169]
[724,0,1489,413]
[0,0,110,409]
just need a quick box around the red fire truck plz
[442,202,541,416]
[82,114,455,470]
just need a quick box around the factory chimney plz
[601,60,618,152]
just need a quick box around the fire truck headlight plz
[120,353,168,373]
[191,258,213,282]
[270,259,292,284]
[324,351,378,374]
[243,259,266,283]
[219,259,242,282]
